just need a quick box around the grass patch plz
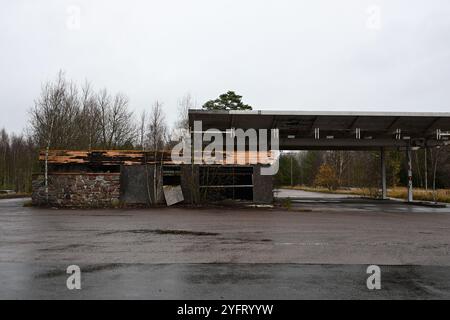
[281,186,450,203]
[281,198,292,210]
[387,187,450,203]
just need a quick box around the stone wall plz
[32,173,120,208]
[31,164,274,207]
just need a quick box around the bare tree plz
[325,151,350,187]
[29,71,80,199]
[144,101,169,203]
[146,101,167,151]
[97,88,111,148]
[30,71,139,152]
[176,93,195,130]
[169,93,195,143]
[97,89,135,149]
[29,71,80,149]
[78,81,100,149]
[139,110,146,151]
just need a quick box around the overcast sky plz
[1,0,450,134]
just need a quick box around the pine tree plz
[202,91,252,111]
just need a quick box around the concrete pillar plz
[120,165,164,205]
[380,148,387,200]
[180,164,200,204]
[424,148,428,191]
[407,148,414,202]
[253,165,273,204]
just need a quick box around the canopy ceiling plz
[189,110,450,150]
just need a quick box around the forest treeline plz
[275,149,450,191]
[0,130,38,193]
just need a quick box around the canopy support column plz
[380,148,387,200]
[424,147,428,191]
[407,147,414,202]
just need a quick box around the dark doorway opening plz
[199,166,253,201]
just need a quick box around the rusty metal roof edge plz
[189,109,450,117]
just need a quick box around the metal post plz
[407,148,413,202]
[380,148,387,199]
[424,148,428,191]
[290,155,293,186]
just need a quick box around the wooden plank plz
[40,150,275,165]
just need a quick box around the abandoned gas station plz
[190,109,450,203]
[32,110,450,207]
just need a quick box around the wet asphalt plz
[1,262,450,299]
[0,193,449,299]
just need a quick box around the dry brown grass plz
[282,186,450,203]
[387,187,450,203]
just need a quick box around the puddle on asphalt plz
[34,263,126,279]
[98,229,219,236]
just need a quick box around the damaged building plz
[31,150,275,208]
